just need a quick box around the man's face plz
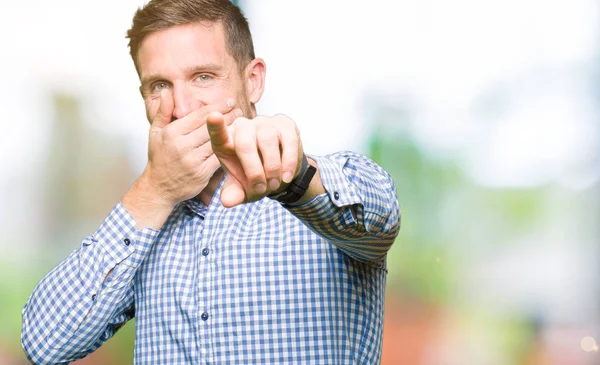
[137,22,252,122]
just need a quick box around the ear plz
[245,58,266,104]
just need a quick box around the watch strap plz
[268,154,316,204]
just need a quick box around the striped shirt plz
[22,151,400,364]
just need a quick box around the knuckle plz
[247,171,265,184]
[274,113,293,124]
[282,155,298,168]
[234,133,256,153]
[257,127,278,143]
[162,125,176,139]
[197,142,213,156]
[181,155,196,169]
[263,162,281,174]
[171,140,186,155]
[256,131,279,147]
[236,141,256,155]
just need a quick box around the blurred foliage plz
[367,99,565,363]
[0,258,136,364]
[369,117,548,305]
[0,262,38,360]
[369,123,463,304]
[106,320,136,364]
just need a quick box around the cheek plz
[191,89,219,106]
[189,84,244,112]
[199,84,235,103]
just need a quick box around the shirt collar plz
[182,171,227,217]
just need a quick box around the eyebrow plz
[140,63,225,88]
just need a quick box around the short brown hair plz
[126,0,255,73]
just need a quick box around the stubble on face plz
[236,82,254,119]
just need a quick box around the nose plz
[172,85,201,120]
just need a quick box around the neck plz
[198,169,225,206]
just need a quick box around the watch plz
[268,153,317,204]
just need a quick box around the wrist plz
[122,170,176,230]
[135,169,177,209]
[268,154,317,205]
[290,157,324,206]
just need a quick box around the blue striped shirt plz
[22,151,400,364]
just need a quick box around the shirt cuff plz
[286,154,362,225]
[92,202,160,270]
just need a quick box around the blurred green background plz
[1,1,599,364]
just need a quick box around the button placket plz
[194,216,213,360]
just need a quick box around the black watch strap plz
[268,154,317,204]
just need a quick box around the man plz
[21,0,400,363]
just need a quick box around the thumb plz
[220,174,246,208]
[153,89,174,128]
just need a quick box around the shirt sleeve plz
[284,151,401,265]
[21,202,160,364]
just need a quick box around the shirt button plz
[333,191,340,200]
[91,294,97,301]
[201,312,209,321]
[202,248,210,256]
[124,238,131,246]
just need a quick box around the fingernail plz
[282,172,293,183]
[268,179,280,190]
[254,183,266,194]
[226,98,235,108]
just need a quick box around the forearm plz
[21,203,159,364]
[286,152,401,263]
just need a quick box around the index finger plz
[172,97,236,135]
[206,112,231,148]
